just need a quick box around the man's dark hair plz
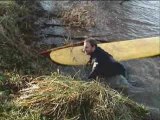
[84,38,97,47]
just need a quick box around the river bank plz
[0,1,159,120]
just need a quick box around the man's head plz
[83,38,97,55]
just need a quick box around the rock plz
[40,1,62,15]
[41,37,64,47]
[39,26,66,36]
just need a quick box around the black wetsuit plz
[88,47,126,79]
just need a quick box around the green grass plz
[0,101,41,120]
[0,1,54,74]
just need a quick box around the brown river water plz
[39,1,160,119]
[39,1,159,42]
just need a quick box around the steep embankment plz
[0,72,148,120]
[0,1,158,120]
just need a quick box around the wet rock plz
[43,18,65,27]
[38,26,66,36]
[40,1,63,16]
[120,0,130,5]
[42,37,64,47]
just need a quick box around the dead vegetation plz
[14,73,148,120]
[61,4,95,29]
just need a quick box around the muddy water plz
[91,1,159,40]
[39,1,159,43]
[39,1,160,118]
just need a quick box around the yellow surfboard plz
[49,37,160,65]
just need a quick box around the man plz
[83,38,129,90]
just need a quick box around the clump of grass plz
[61,4,95,29]
[15,73,148,120]
[0,1,55,74]
[0,1,33,72]
[0,72,33,93]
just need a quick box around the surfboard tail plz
[40,50,52,57]
[39,41,84,57]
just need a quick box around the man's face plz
[83,41,95,55]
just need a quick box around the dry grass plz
[15,73,148,120]
[61,4,95,29]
